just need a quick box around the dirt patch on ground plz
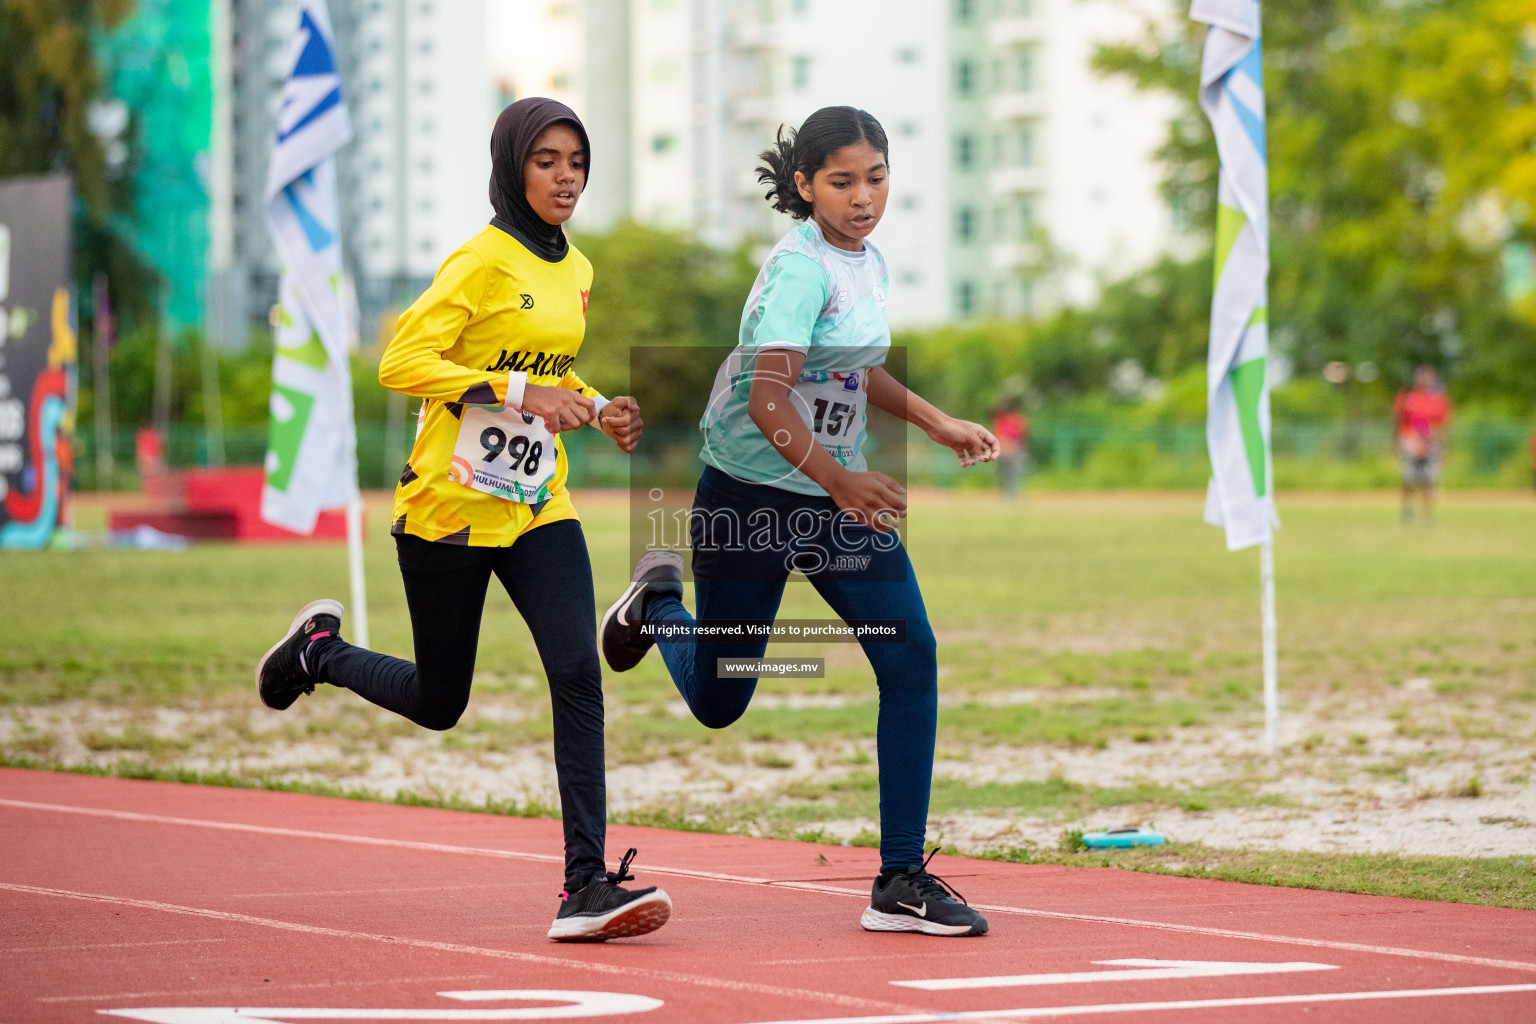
[4,685,1530,859]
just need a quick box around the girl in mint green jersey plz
[602,106,1000,937]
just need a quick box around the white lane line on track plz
[37,975,496,1004]
[893,959,1339,991]
[736,984,1536,1024]
[0,882,913,1014]
[229,884,522,898]
[3,938,226,954]
[5,797,1536,975]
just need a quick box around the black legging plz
[308,519,606,891]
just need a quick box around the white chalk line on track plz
[1,937,226,954]
[36,975,496,1004]
[0,882,915,1014]
[5,797,1536,976]
[737,984,1536,1023]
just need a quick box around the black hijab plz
[488,97,591,263]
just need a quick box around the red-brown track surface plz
[3,767,1534,1024]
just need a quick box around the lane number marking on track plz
[893,958,1338,990]
[96,990,662,1024]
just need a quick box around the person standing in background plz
[992,399,1028,500]
[1393,365,1451,524]
[1528,425,1535,493]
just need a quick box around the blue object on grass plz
[1083,827,1166,848]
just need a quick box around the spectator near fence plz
[1529,426,1536,493]
[992,400,1029,500]
[1393,365,1451,524]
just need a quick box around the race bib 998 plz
[450,405,557,503]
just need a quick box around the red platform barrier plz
[110,466,352,542]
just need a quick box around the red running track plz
[3,767,1534,1024]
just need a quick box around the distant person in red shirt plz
[992,400,1029,500]
[1528,426,1536,493]
[1393,365,1450,524]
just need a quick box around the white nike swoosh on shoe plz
[897,901,927,917]
[615,583,642,626]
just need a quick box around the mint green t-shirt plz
[699,220,891,495]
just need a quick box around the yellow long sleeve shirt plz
[382,223,602,546]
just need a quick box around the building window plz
[956,206,976,243]
[957,280,976,317]
[899,120,920,137]
[791,55,811,90]
[955,0,975,21]
[896,47,920,64]
[651,134,676,154]
[1017,196,1035,235]
[955,59,976,96]
[899,195,921,210]
[1017,124,1034,166]
[956,133,975,170]
[792,0,810,14]
[1014,53,1034,92]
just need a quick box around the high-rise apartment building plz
[498,0,1176,327]
[212,0,494,344]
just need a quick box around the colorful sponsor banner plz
[1193,0,1277,551]
[261,0,358,535]
[0,174,76,550]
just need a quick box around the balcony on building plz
[990,241,1042,272]
[989,15,1044,47]
[732,21,780,51]
[988,91,1044,121]
[733,94,786,124]
[989,165,1046,195]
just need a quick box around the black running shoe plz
[547,848,672,942]
[861,850,989,936]
[256,599,343,711]
[599,550,683,672]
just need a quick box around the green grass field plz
[2,489,1534,908]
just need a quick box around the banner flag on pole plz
[1193,0,1276,552]
[261,0,357,535]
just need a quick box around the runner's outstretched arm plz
[866,367,1000,468]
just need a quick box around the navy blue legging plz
[646,466,938,873]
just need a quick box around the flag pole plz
[346,491,369,649]
[1260,534,1278,753]
[1193,0,1276,753]
[260,0,367,644]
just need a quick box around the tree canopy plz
[1091,0,1536,411]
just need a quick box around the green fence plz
[71,418,1535,493]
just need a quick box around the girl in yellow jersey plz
[255,98,671,943]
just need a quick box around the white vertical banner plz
[262,0,369,646]
[1193,0,1278,749]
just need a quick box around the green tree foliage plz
[1,0,157,327]
[570,221,758,421]
[1092,0,1536,412]
[82,225,762,430]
